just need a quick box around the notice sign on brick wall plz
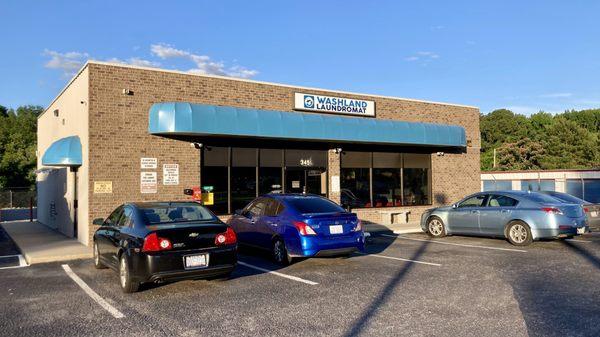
[141,158,157,169]
[93,181,113,194]
[141,172,157,193]
[163,164,179,185]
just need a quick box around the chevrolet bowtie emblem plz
[189,233,200,238]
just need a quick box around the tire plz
[93,242,106,269]
[506,221,533,246]
[272,238,293,266]
[119,254,139,293]
[426,216,446,238]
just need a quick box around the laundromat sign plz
[294,92,375,117]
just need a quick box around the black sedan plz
[92,202,237,292]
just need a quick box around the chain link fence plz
[0,188,36,208]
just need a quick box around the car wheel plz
[506,221,533,246]
[272,238,293,266]
[119,255,139,293]
[93,242,106,269]
[426,216,446,238]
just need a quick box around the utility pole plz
[493,148,497,169]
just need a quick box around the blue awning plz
[41,136,82,166]
[148,102,466,148]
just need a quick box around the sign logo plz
[294,92,375,117]
[303,95,315,108]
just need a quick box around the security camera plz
[436,152,445,156]
[190,142,203,149]
[334,147,343,154]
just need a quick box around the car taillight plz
[142,232,172,252]
[353,219,362,232]
[215,227,237,246]
[293,221,317,236]
[542,207,563,215]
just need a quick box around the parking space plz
[1,233,599,337]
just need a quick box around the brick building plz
[37,61,481,246]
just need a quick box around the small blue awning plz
[41,136,82,166]
[148,102,466,148]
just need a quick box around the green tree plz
[540,118,599,169]
[0,105,43,189]
[496,138,545,170]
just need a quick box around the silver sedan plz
[421,191,589,246]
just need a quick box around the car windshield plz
[543,192,587,204]
[140,203,217,225]
[285,197,345,214]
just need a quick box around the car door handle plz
[471,210,480,214]
[500,209,511,213]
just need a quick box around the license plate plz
[184,253,209,269]
[329,225,343,234]
[577,227,585,234]
[591,211,598,217]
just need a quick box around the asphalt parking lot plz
[1,232,600,337]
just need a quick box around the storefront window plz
[259,149,283,194]
[483,180,512,191]
[372,153,402,207]
[341,152,371,208]
[231,148,257,212]
[583,179,600,203]
[203,146,229,214]
[403,154,430,205]
[566,179,584,200]
[520,179,555,192]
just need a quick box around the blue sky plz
[1,0,599,115]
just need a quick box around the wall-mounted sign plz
[141,172,157,193]
[294,92,375,117]
[141,158,157,169]
[300,158,313,167]
[202,186,214,192]
[163,164,179,185]
[93,181,113,194]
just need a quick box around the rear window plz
[527,193,566,204]
[140,203,217,225]
[543,192,587,204]
[285,197,344,214]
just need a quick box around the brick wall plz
[86,63,480,243]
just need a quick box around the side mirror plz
[183,188,194,196]
[452,203,458,209]
[92,218,104,226]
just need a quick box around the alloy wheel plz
[429,219,443,236]
[509,224,528,244]
[273,240,285,263]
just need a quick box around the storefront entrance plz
[285,167,327,195]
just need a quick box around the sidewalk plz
[364,221,423,235]
[1,220,91,264]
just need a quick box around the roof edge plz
[86,60,479,110]
[39,62,90,119]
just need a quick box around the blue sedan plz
[227,194,365,264]
[421,191,588,246]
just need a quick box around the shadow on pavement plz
[343,240,430,337]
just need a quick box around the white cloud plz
[539,92,573,98]
[43,49,89,77]
[43,44,258,79]
[105,57,161,68]
[404,51,440,62]
[150,43,258,78]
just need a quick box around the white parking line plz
[237,261,318,285]
[0,254,29,270]
[61,264,125,319]
[358,252,441,267]
[565,239,592,243]
[381,234,528,253]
